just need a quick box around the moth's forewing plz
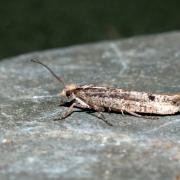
[73,86,180,115]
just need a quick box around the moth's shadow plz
[59,100,74,108]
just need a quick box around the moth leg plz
[74,101,113,126]
[97,113,113,126]
[74,97,91,109]
[95,112,106,120]
[89,111,113,126]
[74,103,90,109]
[76,100,106,117]
[89,105,106,119]
[87,105,113,126]
[125,110,142,117]
[89,104,105,112]
[86,104,105,119]
[54,102,76,121]
[121,110,125,116]
[125,110,159,119]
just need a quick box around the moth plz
[31,59,180,125]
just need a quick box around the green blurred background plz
[0,0,180,60]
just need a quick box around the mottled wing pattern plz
[74,86,180,115]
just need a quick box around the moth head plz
[60,84,77,97]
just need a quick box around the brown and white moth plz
[31,59,180,125]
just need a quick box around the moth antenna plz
[31,58,65,87]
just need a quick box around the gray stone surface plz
[0,32,180,180]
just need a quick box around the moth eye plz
[66,91,71,97]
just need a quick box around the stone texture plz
[0,32,180,180]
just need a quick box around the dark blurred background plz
[0,0,180,60]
